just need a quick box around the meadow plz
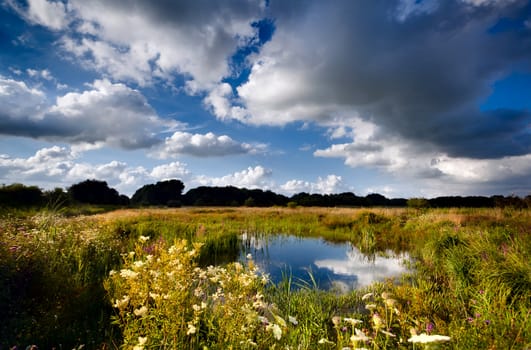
[0,206,529,349]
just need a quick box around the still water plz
[240,234,409,292]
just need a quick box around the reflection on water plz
[240,234,409,292]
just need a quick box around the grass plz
[0,206,529,349]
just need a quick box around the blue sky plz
[0,0,530,198]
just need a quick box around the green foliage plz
[407,197,430,209]
[1,207,529,349]
[131,179,185,206]
[68,179,128,205]
[0,183,44,207]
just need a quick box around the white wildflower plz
[288,315,298,325]
[266,323,282,340]
[138,235,150,243]
[134,306,148,317]
[408,333,451,343]
[361,292,373,301]
[120,269,138,279]
[350,328,370,342]
[187,324,197,335]
[344,318,363,326]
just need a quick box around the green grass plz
[0,207,529,349]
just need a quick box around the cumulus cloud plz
[150,162,191,180]
[280,174,345,195]
[231,0,530,159]
[44,0,263,88]
[6,0,70,30]
[193,165,272,189]
[0,146,193,195]
[0,77,176,149]
[153,131,262,158]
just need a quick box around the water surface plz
[240,234,409,292]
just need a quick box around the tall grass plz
[1,207,529,349]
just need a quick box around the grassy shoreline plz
[1,207,529,349]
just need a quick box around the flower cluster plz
[105,237,297,348]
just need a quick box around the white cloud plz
[0,76,47,120]
[0,77,177,149]
[193,165,272,189]
[153,131,260,158]
[280,174,345,195]
[55,0,264,88]
[24,0,69,30]
[26,68,54,80]
[394,0,439,22]
[150,162,191,180]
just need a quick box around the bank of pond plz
[1,207,529,349]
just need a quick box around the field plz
[1,207,530,349]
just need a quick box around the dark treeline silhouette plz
[183,186,288,207]
[1,180,530,209]
[131,179,185,207]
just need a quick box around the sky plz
[0,0,530,198]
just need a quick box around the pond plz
[240,234,410,292]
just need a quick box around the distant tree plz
[131,179,184,206]
[68,179,125,205]
[407,197,430,209]
[244,197,256,207]
[43,187,70,208]
[365,193,388,206]
[0,183,43,207]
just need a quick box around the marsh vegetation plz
[1,207,529,349]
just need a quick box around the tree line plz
[1,179,530,209]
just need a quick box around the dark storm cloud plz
[241,0,531,159]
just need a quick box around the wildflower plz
[120,269,138,279]
[318,338,334,345]
[138,235,150,243]
[133,260,144,269]
[384,298,397,308]
[361,292,373,301]
[426,322,434,334]
[485,319,491,325]
[408,333,451,343]
[332,316,342,326]
[134,306,148,317]
[350,328,370,342]
[372,313,383,329]
[365,304,377,311]
[344,318,363,326]
[187,324,197,335]
[258,316,269,325]
[113,295,130,309]
[192,304,201,312]
[137,337,147,345]
[246,253,253,259]
[381,292,393,300]
[108,269,116,276]
[381,330,396,337]
[266,323,282,340]
[288,315,298,325]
